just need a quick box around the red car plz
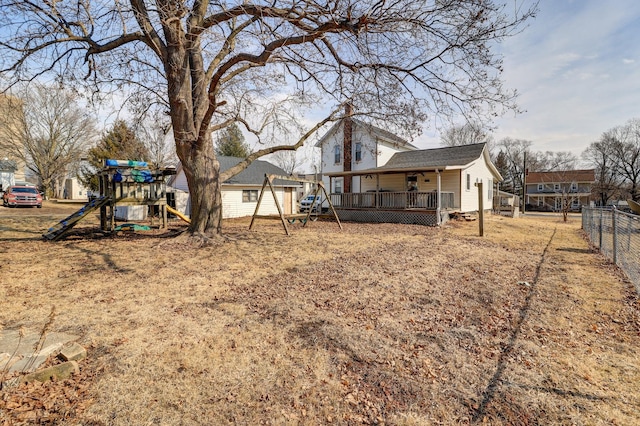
[2,185,43,208]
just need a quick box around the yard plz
[1,203,639,425]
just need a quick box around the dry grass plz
[1,203,639,425]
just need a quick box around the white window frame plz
[554,183,561,191]
[354,142,362,162]
[537,184,543,191]
[242,190,258,202]
[334,145,341,165]
[334,178,343,194]
[571,182,578,191]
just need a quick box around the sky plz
[415,0,640,159]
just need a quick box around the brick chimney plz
[343,103,353,193]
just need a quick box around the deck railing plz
[330,191,455,210]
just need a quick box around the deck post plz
[376,174,380,209]
[436,170,441,225]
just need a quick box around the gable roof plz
[324,143,501,181]
[315,118,418,150]
[526,169,596,184]
[168,156,298,187]
[0,159,17,172]
[379,143,487,170]
[218,156,295,186]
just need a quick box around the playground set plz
[43,160,177,241]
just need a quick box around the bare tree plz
[609,119,640,202]
[582,134,621,206]
[135,114,176,170]
[440,122,493,149]
[536,151,578,171]
[270,150,304,175]
[0,84,95,198]
[0,1,536,239]
[495,138,533,197]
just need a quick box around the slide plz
[43,196,111,241]
[166,205,191,224]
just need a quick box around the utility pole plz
[522,151,527,214]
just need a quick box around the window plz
[571,182,578,191]
[334,178,343,194]
[242,190,258,202]
[537,184,543,191]
[334,145,341,164]
[538,198,543,206]
[488,179,493,200]
[554,183,560,191]
[466,173,471,191]
[355,142,362,162]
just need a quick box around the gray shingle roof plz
[379,143,487,170]
[219,156,296,186]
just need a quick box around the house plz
[63,177,91,200]
[316,115,418,195]
[0,94,27,184]
[316,115,502,225]
[0,159,17,193]
[167,156,300,219]
[525,169,595,212]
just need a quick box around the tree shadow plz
[472,227,558,423]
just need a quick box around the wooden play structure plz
[249,174,342,235]
[43,160,176,241]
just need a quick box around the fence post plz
[612,207,617,265]
[599,208,603,251]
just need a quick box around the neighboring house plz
[168,156,300,219]
[0,159,17,193]
[317,115,502,225]
[63,177,91,200]
[525,169,595,212]
[0,94,27,183]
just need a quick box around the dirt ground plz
[1,202,639,425]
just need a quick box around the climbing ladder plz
[42,197,111,241]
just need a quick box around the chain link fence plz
[582,207,640,292]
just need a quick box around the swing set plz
[249,174,342,235]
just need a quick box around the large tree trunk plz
[176,133,223,237]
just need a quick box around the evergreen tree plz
[79,120,150,191]
[215,123,250,158]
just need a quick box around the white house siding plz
[172,170,189,192]
[360,171,461,209]
[321,125,379,195]
[361,174,406,192]
[459,157,495,212]
[0,171,14,191]
[377,142,402,168]
[64,178,89,200]
[169,170,294,219]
